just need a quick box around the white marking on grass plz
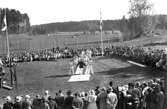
[68,74,91,82]
[127,60,146,68]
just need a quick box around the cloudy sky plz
[0,0,166,25]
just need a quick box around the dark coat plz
[48,99,58,109]
[3,102,13,109]
[62,96,74,109]
[72,97,83,109]
[55,96,64,108]
[13,102,22,109]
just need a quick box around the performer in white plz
[71,50,94,75]
[75,51,86,75]
[69,60,75,75]
[84,50,94,75]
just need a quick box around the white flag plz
[1,14,7,31]
[100,11,103,30]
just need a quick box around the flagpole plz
[4,9,10,58]
[100,11,104,56]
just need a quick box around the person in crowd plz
[40,97,50,109]
[106,88,118,109]
[127,83,141,109]
[97,87,107,109]
[48,96,58,109]
[22,95,32,109]
[13,96,22,109]
[152,85,164,109]
[72,92,83,109]
[55,90,64,109]
[87,90,97,109]
[81,92,89,109]
[3,96,13,109]
[32,94,41,109]
[62,90,74,109]
[44,90,50,101]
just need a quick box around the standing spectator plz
[13,96,22,109]
[40,97,50,109]
[32,94,41,109]
[127,83,140,109]
[97,87,107,109]
[81,92,89,109]
[48,96,58,109]
[55,90,64,109]
[22,95,32,109]
[145,88,153,109]
[72,92,83,109]
[87,90,97,109]
[3,96,13,109]
[44,90,50,101]
[106,88,118,109]
[153,85,164,109]
[62,90,73,109]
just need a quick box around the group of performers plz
[69,49,94,75]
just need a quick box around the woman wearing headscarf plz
[87,90,97,109]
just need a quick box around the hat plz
[45,90,49,94]
[16,96,22,102]
[100,87,106,91]
[25,95,30,99]
[5,96,11,102]
[66,90,72,95]
[107,87,113,92]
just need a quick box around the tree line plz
[0,8,30,34]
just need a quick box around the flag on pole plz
[1,14,7,32]
[100,11,103,30]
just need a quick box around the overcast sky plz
[0,0,166,25]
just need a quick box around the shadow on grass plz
[144,41,167,47]
[45,74,71,78]
[96,65,163,78]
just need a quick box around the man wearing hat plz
[3,96,13,109]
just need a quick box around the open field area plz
[0,32,121,55]
[0,30,167,104]
[1,30,167,56]
[0,56,164,102]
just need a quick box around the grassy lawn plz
[0,56,163,101]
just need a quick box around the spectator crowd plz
[0,45,167,109]
[1,79,165,109]
[1,45,166,70]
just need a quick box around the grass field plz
[1,30,167,56]
[0,56,163,103]
[0,30,167,104]
[0,32,121,55]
